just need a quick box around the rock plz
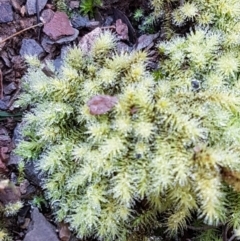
[46,29,79,45]
[116,41,131,54]
[0,1,13,23]
[26,0,47,15]
[0,132,11,146]
[71,14,89,29]
[41,36,57,53]
[71,14,100,30]
[53,57,63,71]
[40,9,54,24]
[78,27,102,54]
[41,28,78,53]
[24,161,45,187]
[54,46,69,71]
[86,21,100,30]
[4,82,17,95]
[0,100,7,110]
[103,16,114,26]
[43,11,75,41]
[23,208,59,241]
[20,39,45,58]
[8,123,23,166]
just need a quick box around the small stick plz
[0,69,3,99]
[187,225,215,231]
[101,26,116,30]
[7,88,20,109]
[228,234,236,241]
[36,0,41,41]
[0,23,43,45]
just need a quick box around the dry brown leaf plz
[116,19,129,41]
[58,222,71,241]
[0,69,3,99]
[135,33,159,51]
[0,180,21,205]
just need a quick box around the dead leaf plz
[0,180,21,205]
[134,33,159,51]
[58,222,71,241]
[0,147,9,162]
[20,218,31,229]
[113,8,136,43]
[222,168,240,192]
[116,19,129,41]
[0,69,3,99]
[87,95,118,115]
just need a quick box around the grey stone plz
[0,1,13,23]
[41,9,54,24]
[44,29,79,45]
[103,16,114,26]
[0,100,7,110]
[41,36,57,53]
[4,82,17,95]
[0,134,11,146]
[43,11,75,40]
[60,46,69,59]
[8,152,21,166]
[71,14,89,29]
[26,0,47,15]
[24,208,60,241]
[20,39,45,58]
[52,28,79,44]
[53,57,63,71]
[86,21,100,30]
[24,161,45,187]
[8,123,23,166]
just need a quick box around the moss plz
[15,2,240,238]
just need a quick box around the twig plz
[0,69,3,99]
[0,23,43,45]
[223,223,230,241]
[187,225,215,231]
[36,0,41,41]
[101,26,116,30]
[7,88,20,109]
[228,233,236,241]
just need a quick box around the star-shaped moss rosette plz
[15,30,240,240]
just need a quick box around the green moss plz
[15,3,240,238]
[80,0,102,18]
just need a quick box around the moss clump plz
[151,0,240,40]
[15,28,240,240]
